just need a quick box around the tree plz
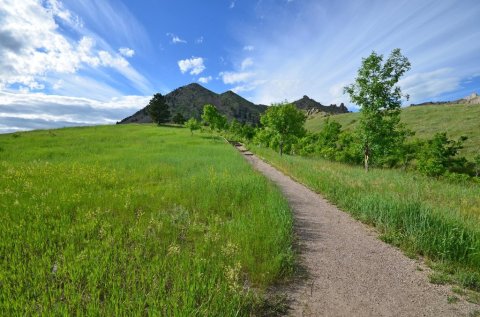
[259,103,306,156]
[344,48,411,171]
[172,113,186,124]
[316,118,342,159]
[201,104,227,131]
[417,133,467,177]
[185,118,201,135]
[147,93,170,124]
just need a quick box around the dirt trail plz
[236,145,478,317]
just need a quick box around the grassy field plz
[306,103,480,159]
[0,125,294,315]
[250,146,480,294]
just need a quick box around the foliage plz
[0,125,294,315]
[474,154,480,177]
[344,48,411,171]
[258,103,306,155]
[417,132,468,177]
[305,103,480,160]
[172,112,186,124]
[227,119,256,142]
[251,146,480,292]
[201,104,228,131]
[184,117,201,134]
[147,93,170,124]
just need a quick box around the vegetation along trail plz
[234,144,478,316]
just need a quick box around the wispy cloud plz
[219,71,255,84]
[0,0,153,97]
[198,76,212,84]
[178,57,206,75]
[241,58,254,70]
[243,45,254,51]
[195,36,204,44]
[234,0,480,106]
[166,33,187,44]
[0,91,150,132]
[119,47,135,57]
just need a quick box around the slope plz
[305,103,480,159]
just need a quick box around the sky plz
[0,0,479,133]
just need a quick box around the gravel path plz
[236,145,478,317]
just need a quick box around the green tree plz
[316,118,342,159]
[259,103,306,156]
[344,48,411,171]
[172,113,186,124]
[185,118,201,135]
[417,132,467,177]
[201,104,228,131]
[147,93,170,124]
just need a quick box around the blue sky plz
[1,0,479,133]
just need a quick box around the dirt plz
[236,146,479,317]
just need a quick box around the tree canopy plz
[147,93,170,125]
[259,102,306,156]
[344,48,411,171]
[201,104,227,131]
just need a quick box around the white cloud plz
[399,68,461,103]
[230,1,236,9]
[178,57,206,75]
[0,0,152,95]
[243,45,255,51]
[198,76,212,84]
[219,71,255,84]
[0,90,150,132]
[238,0,480,106]
[195,36,204,44]
[166,33,187,44]
[119,47,135,57]
[241,58,254,70]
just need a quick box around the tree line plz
[147,49,480,180]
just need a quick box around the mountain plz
[411,92,480,106]
[118,83,267,125]
[292,95,349,116]
[119,83,350,125]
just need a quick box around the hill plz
[119,83,267,125]
[305,103,480,159]
[119,83,349,125]
[292,95,349,116]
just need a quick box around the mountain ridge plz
[118,83,349,125]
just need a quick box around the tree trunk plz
[279,140,283,156]
[364,144,369,172]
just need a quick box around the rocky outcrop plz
[292,95,349,116]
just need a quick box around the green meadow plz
[0,125,294,315]
[251,146,480,293]
[305,103,480,159]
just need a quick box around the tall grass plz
[251,146,480,290]
[0,125,294,315]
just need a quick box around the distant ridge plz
[292,95,349,116]
[119,83,266,125]
[119,83,349,125]
[411,92,480,107]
